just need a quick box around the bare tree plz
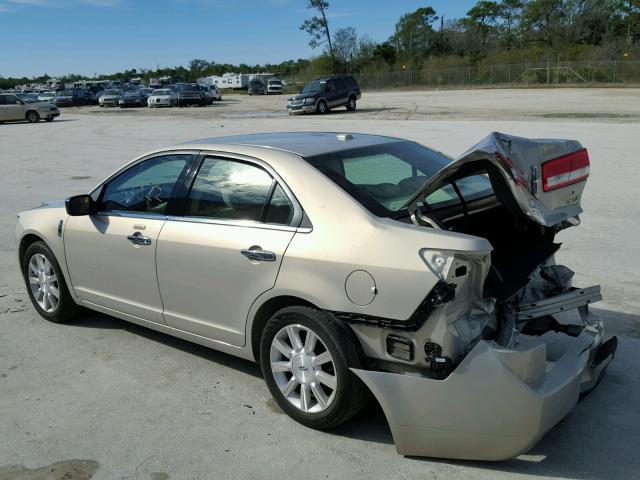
[300,0,335,71]
[333,27,358,69]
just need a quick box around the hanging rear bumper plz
[352,312,616,461]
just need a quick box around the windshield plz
[304,141,493,217]
[153,89,171,95]
[123,91,139,97]
[302,80,325,94]
[56,91,72,96]
[269,80,281,85]
[102,90,121,96]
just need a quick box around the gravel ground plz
[1,88,639,480]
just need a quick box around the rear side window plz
[344,76,359,89]
[186,158,273,222]
[334,78,347,90]
[264,184,294,225]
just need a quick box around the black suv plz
[287,74,361,114]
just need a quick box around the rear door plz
[333,77,349,105]
[156,154,299,346]
[404,132,590,229]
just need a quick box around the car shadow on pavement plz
[67,311,263,379]
[67,308,639,479]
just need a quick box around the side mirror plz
[17,100,24,105]
[65,194,94,216]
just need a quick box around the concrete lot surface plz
[1,89,639,479]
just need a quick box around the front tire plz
[260,306,369,430]
[22,241,81,323]
[316,100,328,114]
[26,110,40,123]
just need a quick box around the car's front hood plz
[288,93,316,101]
[404,132,588,229]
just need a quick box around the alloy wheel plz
[28,253,59,313]
[270,324,337,413]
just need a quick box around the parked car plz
[118,90,146,108]
[139,88,154,102]
[38,91,56,103]
[0,92,59,123]
[174,85,204,107]
[248,79,266,95]
[147,89,176,107]
[85,86,105,105]
[287,74,361,114]
[53,89,87,107]
[197,85,213,105]
[209,84,222,101]
[16,131,616,461]
[98,89,123,107]
[267,79,283,94]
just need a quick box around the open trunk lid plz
[405,132,590,229]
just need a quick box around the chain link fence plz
[282,60,640,91]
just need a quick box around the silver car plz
[15,132,616,460]
[0,92,59,123]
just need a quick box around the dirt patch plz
[0,460,99,480]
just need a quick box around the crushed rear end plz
[349,132,617,460]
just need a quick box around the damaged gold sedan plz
[16,132,616,460]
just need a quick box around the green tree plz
[465,1,502,49]
[392,7,439,63]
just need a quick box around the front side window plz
[186,158,273,222]
[100,154,191,214]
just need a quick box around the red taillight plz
[541,148,590,192]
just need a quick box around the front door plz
[156,156,298,346]
[64,153,193,322]
[0,94,26,121]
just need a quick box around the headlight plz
[303,97,316,104]
[420,249,455,280]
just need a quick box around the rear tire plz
[22,241,82,323]
[26,110,40,123]
[260,306,369,430]
[346,96,357,111]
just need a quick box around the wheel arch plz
[19,233,46,269]
[249,294,318,364]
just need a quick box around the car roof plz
[182,132,402,158]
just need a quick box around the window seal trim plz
[184,150,305,228]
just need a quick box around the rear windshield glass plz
[304,141,493,217]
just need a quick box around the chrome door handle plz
[127,232,152,246]
[241,248,276,262]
